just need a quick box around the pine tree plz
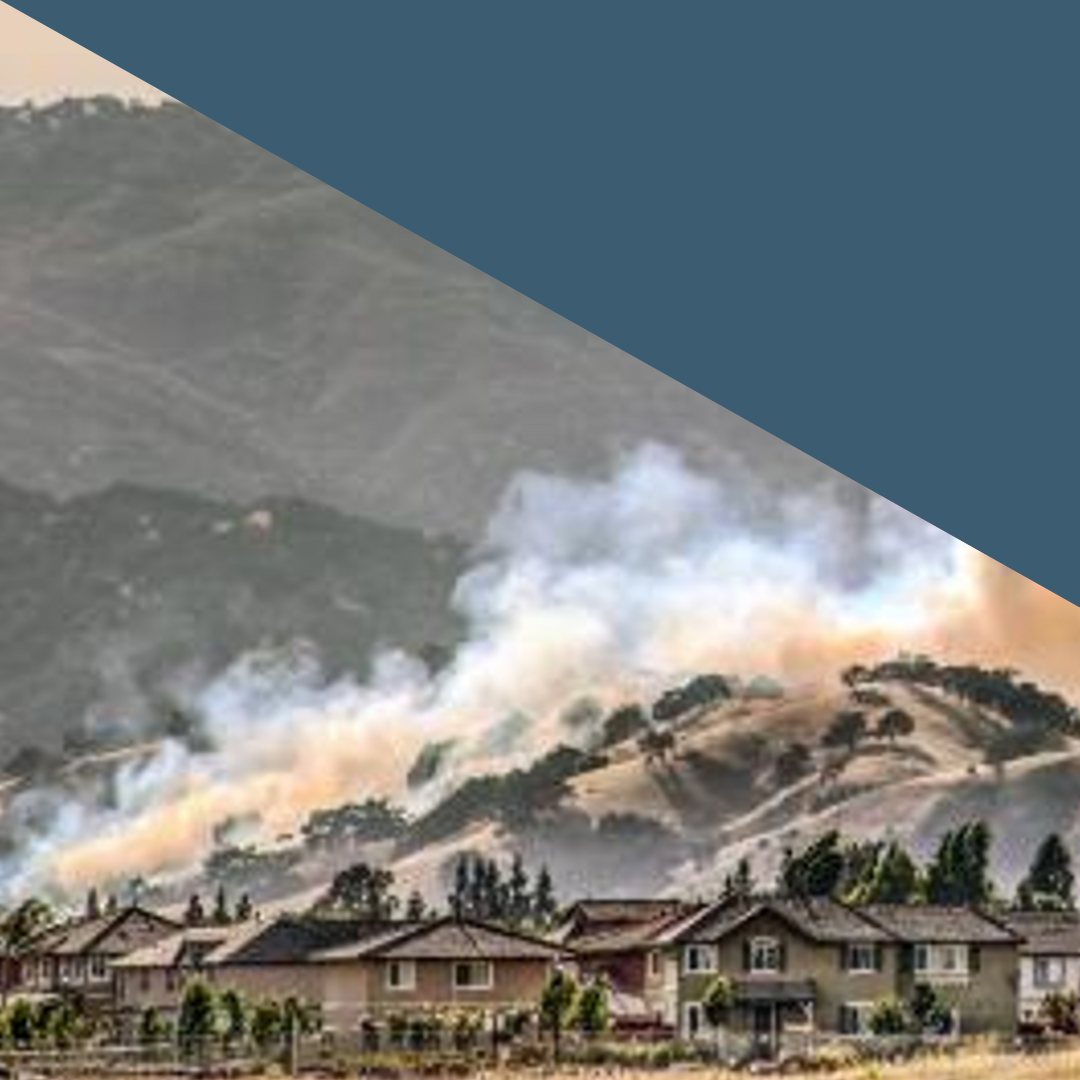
[212,886,231,926]
[449,857,469,918]
[85,888,101,921]
[235,894,254,922]
[184,894,206,927]
[508,853,531,925]
[1016,834,1076,911]
[533,865,558,926]
[405,890,427,921]
[723,857,754,897]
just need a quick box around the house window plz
[452,961,493,990]
[90,956,107,980]
[385,960,416,991]
[1034,957,1067,989]
[749,937,781,974]
[648,951,661,978]
[683,945,716,974]
[845,944,879,974]
[839,1002,875,1035]
[914,944,968,975]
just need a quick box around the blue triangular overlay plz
[9,1,1080,603]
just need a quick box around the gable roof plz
[207,915,568,966]
[858,905,1021,944]
[26,906,181,957]
[1001,911,1080,955]
[317,918,569,962]
[662,896,892,946]
[561,900,690,926]
[113,924,251,969]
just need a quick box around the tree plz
[909,983,953,1035]
[723,857,755,898]
[0,898,55,1006]
[1040,991,1080,1034]
[539,969,578,1062]
[572,979,610,1039]
[317,863,399,919]
[702,975,735,1055]
[868,997,909,1036]
[600,704,649,747]
[508,853,532,925]
[533,865,559,927]
[875,708,915,744]
[85,888,102,921]
[8,998,36,1048]
[924,822,993,905]
[249,999,283,1053]
[177,980,218,1059]
[220,989,247,1052]
[212,886,231,926]
[781,832,845,898]
[638,726,677,766]
[850,842,921,904]
[773,741,813,786]
[1016,834,1075,911]
[821,711,869,755]
[184,893,207,927]
[235,894,255,922]
[405,890,428,921]
[139,1007,168,1046]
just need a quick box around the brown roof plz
[664,896,891,945]
[26,906,180,957]
[1002,912,1080,956]
[859,905,1020,944]
[568,910,698,955]
[113,925,250,969]
[359,919,568,962]
[208,917,412,966]
[563,900,690,925]
[209,915,567,967]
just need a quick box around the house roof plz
[208,915,568,967]
[26,906,181,957]
[567,909,699,955]
[113,925,251,969]
[1001,912,1080,956]
[560,900,690,926]
[662,896,892,945]
[208,917,410,966]
[859,905,1021,944]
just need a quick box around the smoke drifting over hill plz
[0,444,1074,899]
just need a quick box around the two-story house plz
[1000,911,1080,1024]
[116,914,571,1034]
[653,895,1021,1058]
[18,905,181,1013]
[553,899,700,1033]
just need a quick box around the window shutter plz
[742,940,751,972]
[899,945,914,973]
[970,946,981,973]
[839,945,848,972]
[838,1006,853,1035]
[875,944,884,972]
[779,941,788,972]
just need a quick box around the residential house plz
[654,895,1022,1058]
[859,905,1022,1036]
[117,914,570,1034]
[17,905,181,1013]
[1000,911,1080,1023]
[553,899,700,1034]
[113,924,251,1030]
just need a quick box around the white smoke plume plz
[0,443,1068,899]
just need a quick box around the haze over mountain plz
[0,98,861,540]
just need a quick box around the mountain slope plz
[0,479,464,755]
[0,99,858,538]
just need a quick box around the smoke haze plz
[1,444,1075,899]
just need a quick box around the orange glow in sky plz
[0,2,168,103]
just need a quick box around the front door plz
[752,1004,778,1059]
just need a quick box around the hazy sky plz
[0,2,167,103]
